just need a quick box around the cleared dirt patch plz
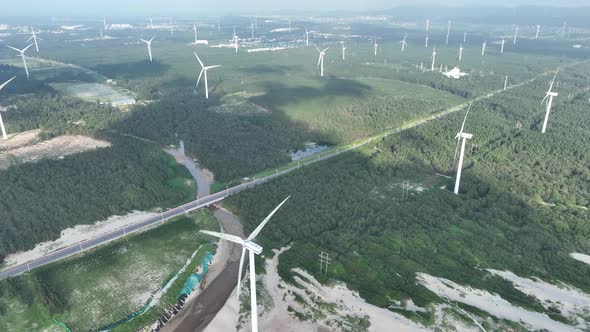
[0,134,111,170]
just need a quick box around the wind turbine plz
[140,36,155,62]
[454,104,473,195]
[340,41,346,61]
[193,24,198,43]
[200,196,290,332]
[0,76,16,140]
[103,17,108,31]
[431,47,437,71]
[425,35,429,48]
[316,46,329,77]
[463,31,467,43]
[504,76,508,91]
[481,40,487,56]
[513,25,518,45]
[100,28,104,40]
[6,44,33,78]
[373,38,378,56]
[149,17,153,29]
[400,34,408,52]
[446,19,451,45]
[232,28,239,53]
[194,52,220,99]
[426,19,430,32]
[305,27,311,46]
[500,39,505,53]
[562,22,567,38]
[251,22,255,39]
[535,25,541,39]
[458,43,464,61]
[27,28,41,52]
[541,70,559,134]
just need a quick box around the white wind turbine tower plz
[340,41,346,61]
[316,46,329,77]
[194,52,220,99]
[305,27,311,46]
[535,25,541,39]
[200,197,290,332]
[458,43,464,61]
[401,34,408,52]
[373,38,378,56]
[425,35,429,48]
[0,76,16,140]
[562,22,567,38]
[100,28,104,40]
[513,25,518,45]
[193,24,198,43]
[140,36,155,62]
[27,28,41,52]
[431,47,437,71]
[504,76,508,90]
[541,70,559,134]
[446,19,451,45]
[500,39,505,53]
[454,104,473,195]
[103,17,108,31]
[251,22,255,39]
[426,19,430,33]
[481,40,487,56]
[6,44,33,78]
[232,28,239,53]
[463,31,467,43]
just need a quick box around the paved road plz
[0,67,561,281]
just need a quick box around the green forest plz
[0,135,194,261]
[224,63,590,327]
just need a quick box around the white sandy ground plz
[0,129,41,151]
[571,253,590,266]
[206,246,429,332]
[0,134,111,170]
[416,273,579,332]
[3,211,159,267]
[486,269,590,329]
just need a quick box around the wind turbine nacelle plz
[547,92,558,97]
[244,240,263,255]
[460,133,473,139]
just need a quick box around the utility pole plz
[319,251,331,274]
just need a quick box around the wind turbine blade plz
[205,65,221,70]
[247,196,290,241]
[149,36,156,42]
[140,38,148,44]
[196,69,204,88]
[6,45,21,52]
[548,69,559,92]
[459,103,471,134]
[315,45,321,52]
[27,35,34,42]
[22,44,34,52]
[322,47,329,52]
[454,104,471,160]
[194,52,204,68]
[237,247,246,302]
[0,76,16,91]
[541,94,548,105]
[200,230,245,245]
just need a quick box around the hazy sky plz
[3,0,589,16]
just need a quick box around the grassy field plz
[0,211,218,332]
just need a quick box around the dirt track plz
[162,208,244,332]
